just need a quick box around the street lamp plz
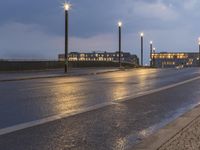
[150,41,153,67]
[118,21,122,68]
[198,37,200,67]
[153,47,156,53]
[153,47,156,67]
[140,32,144,66]
[64,2,71,73]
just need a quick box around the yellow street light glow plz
[140,32,144,37]
[64,2,70,11]
[118,21,122,27]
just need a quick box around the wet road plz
[0,68,200,149]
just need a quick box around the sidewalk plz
[0,67,119,82]
[159,115,200,150]
[133,104,200,150]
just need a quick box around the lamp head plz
[64,2,70,11]
[140,32,144,37]
[150,41,153,44]
[198,37,200,45]
[118,21,122,27]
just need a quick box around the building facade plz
[152,52,199,68]
[58,51,139,65]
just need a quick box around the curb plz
[0,69,121,82]
[132,104,200,150]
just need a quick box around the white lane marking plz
[0,76,200,136]
[0,102,114,136]
[115,76,200,102]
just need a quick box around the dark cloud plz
[0,0,200,63]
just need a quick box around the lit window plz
[80,54,85,57]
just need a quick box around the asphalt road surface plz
[0,68,200,150]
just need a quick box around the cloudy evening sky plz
[0,0,200,63]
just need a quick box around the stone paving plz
[159,116,200,150]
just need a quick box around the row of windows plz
[70,54,124,57]
[162,61,176,65]
[161,60,196,66]
[152,54,188,59]
[68,57,125,61]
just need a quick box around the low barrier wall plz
[0,61,136,71]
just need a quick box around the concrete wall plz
[0,61,64,71]
[0,61,137,71]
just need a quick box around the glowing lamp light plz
[118,21,122,27]
[64,2,70,11]
[140,32,144,37]
[150,41,153,44]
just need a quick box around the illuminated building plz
[58,51,139,65]
[152,52,199,68]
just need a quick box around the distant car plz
[176,65,184,69]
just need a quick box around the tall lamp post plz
[153,47,156,67]
[64,2,70,73]
[140,32,144,66]
[198,38,200,67]
[150,41,153,67]
[118,21,122,68]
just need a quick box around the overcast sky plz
[0,0,200,63]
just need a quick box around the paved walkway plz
[0,67,119,81]
[133,104,200,150]
[159,115,200,150]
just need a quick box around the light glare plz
[64,2,70,11]
[118,21,122,27]
[150,41,153,44]
[140,32,144,37]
